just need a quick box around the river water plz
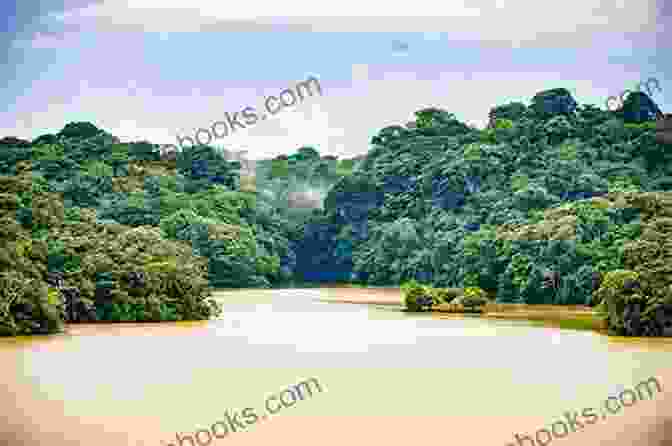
[1,288,671,446]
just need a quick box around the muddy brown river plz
[1,288,671,445]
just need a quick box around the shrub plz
[430,287,462,303]
[458,287,489,307]
[401,279,432,311]
[593,270,641,332]
[0,270,64,336]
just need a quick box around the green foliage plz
[558,141,578,161]
[95,190,160,227]
[59,122,103,139]
[335,161,355,177]
[2,82,671,336]
[338,158,356,171]
[32,143,65,161]
[461,287,488,307]
[270,158,290,179]
[414,108,456,129]
[0,270,64,336]
[14,238,32,258]
[493,118,514,130]
[295,146,321,162]
[488,102,527,123]
[428,287,462,303]
[509,253,532,292]
[80,160,113,178]
[401,280,433,311]
[63,174,114,209]
[510,173,529,192]
[608,176,640,193]
[463,142,482,161]
[624,121,657,130]
[496,268,520,303]
[617,91,662,124]
[353,217,425,284]
[530,88,577,118]
[520,266,549,304]
[0,129,234,335]
[593,270,644,332]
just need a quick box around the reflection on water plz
[1,288,671,446]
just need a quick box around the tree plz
[58,121,103,139]
[488,102,527,127]
[296,146,320,161]
[496,268,521,303]
[128,141,161,161]
[617,91,662,124]
[269,158,290,179]
[521,265,550,304]
[414,108,456,128]
[530,88,577,117]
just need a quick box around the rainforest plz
[1,87,671,338]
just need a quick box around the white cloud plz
[41,0,657,45]
[8,62,621,158]
[60,0,484,20]
[215,103,348,159]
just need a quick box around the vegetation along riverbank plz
[1,86,670,337]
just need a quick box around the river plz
[1,288,671,445]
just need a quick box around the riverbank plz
[483,304,605,332]
[311,287,605,332]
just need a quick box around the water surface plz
[1,288,671,445]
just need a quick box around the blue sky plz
[2,1,670,160]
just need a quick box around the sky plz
[1,0,670,160]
